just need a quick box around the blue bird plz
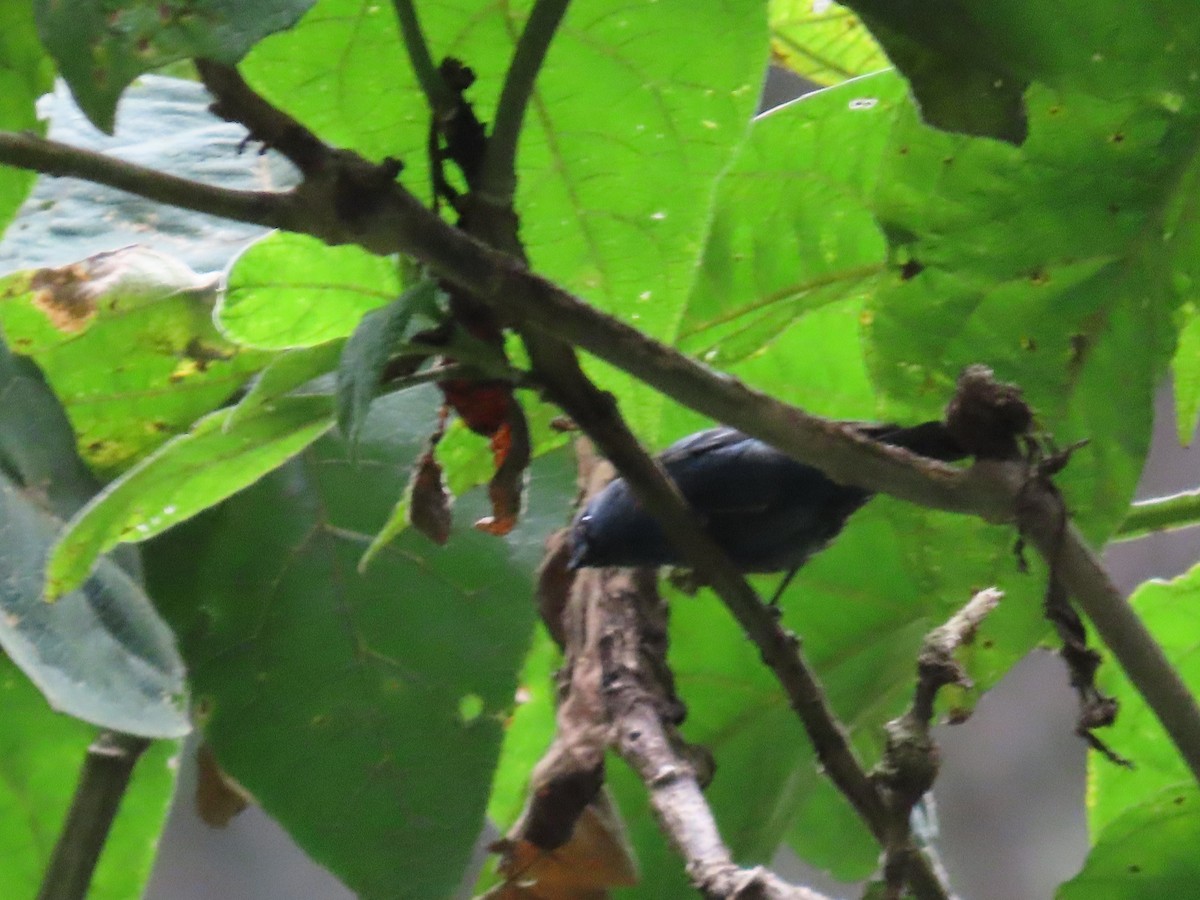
[568,421,964,601]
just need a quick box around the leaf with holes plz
[0,246,270,476]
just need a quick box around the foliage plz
[0,1,1199,899]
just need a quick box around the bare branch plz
[874,588,1003,899]
[37,732,151,900]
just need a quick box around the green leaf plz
[219,232,401,349]
[225,339,344,430]
[336,279,438,443]
[0,246,271,477]
[768,0,889,87]
[242,0,768,434]
[1171,304,1200,445]
[1090,565,1200,835]
[866,74,1196,542]
[34,0,317,133]
[46,395,334,599]
[0,0,53,241]
[1060,785,1200,899]
[0,653,179,900]
[0,339,187,737]
[143,388,577,900]
[0,477,188,737]
[677,73,904,367]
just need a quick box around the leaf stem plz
[37,732,151,900]
[479,0,571,203]
[392,0,457,118]
[1114,487,1200,541]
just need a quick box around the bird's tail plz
[856,420,967,462]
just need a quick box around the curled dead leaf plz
[195,742,253,828]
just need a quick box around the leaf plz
[33,0,317,132]
[242,0,768,434]
[226,339,344,430]
[768,0,889,87]
[46,395,334,599]
[1171,304,1200,445]
[0,0,52,241]
[1090,565,1200,836]
[866,73,1200,542]
[0,339,187,737]
[1059,785,1200,899]
[847,8,1028,143]
[336,279,438,443]
[0,478,189,736]
[218,232,402,350]
[0,653,179,899]
[677,73,904,366]
[143,387,578,900]
[408,449,452,546]
[0,246,271,476]
[0,75,298,276]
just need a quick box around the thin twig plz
[392,0,457,118]
[874,588,1003,899]
[37,732,151,900]
[1114,487,1200,541]
[478,0,571,203]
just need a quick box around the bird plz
[568,421,965,602]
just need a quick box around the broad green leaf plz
[0,76,297,276]
[46,395,334,599]
[1172,304,1200,445]
[840,0,1200,143]
[1060,785,1200,900]
[0,653,179,900]
[219,232,401,349]
[677,73,903,367]
[225,339,344,430]
[336,279,438,443]
[0,341,187,737]
[34,0,317,132]
[143,388,576,900]
[1090,565,1200,835]
[0,0,52,242]
[243,0,768,433]
[0,478,188,736]
[769,0,888,87]
[866,75,1196,542]
[484,624,560,832]
[0,246,271,476]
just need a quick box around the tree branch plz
[478,0,571,204]
[1115,487,1200,541]
[874,588,1003,899]
[37,732,150,900]
[0,131,291,229]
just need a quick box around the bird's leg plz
[767,565,802,607]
